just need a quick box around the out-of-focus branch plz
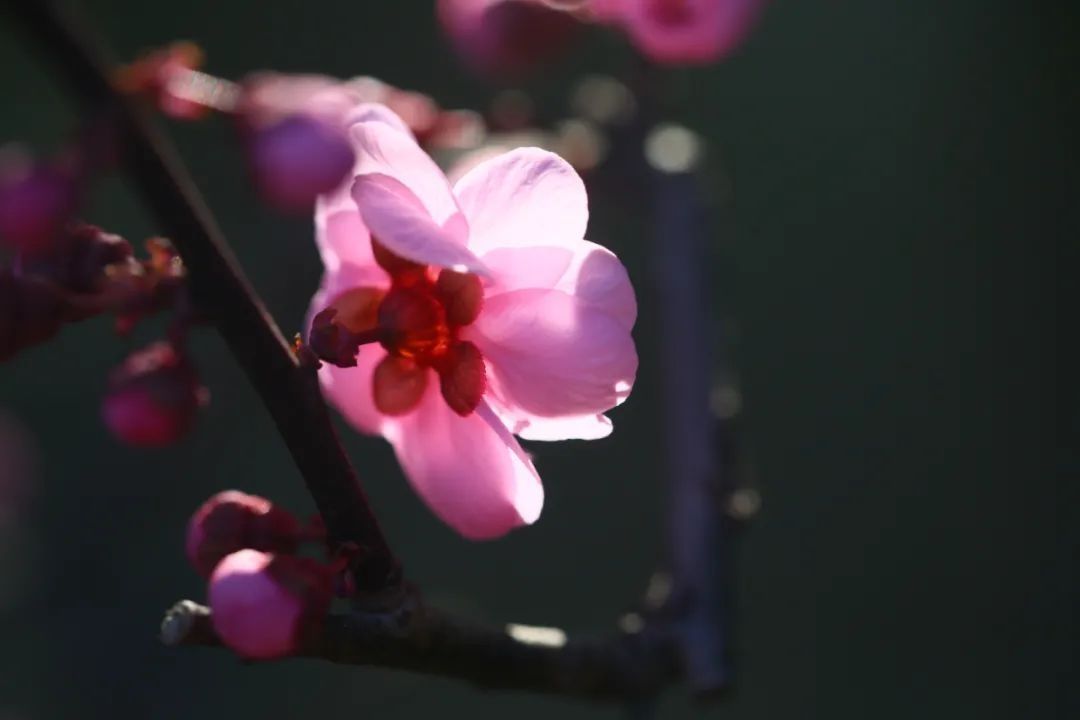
[2,0,401,592]
[625,56,735,696]
[651,162,732,695]
[161,599,679,700]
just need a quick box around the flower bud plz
[19,223,134,294]
[101,342,205,447]
[186,491,302,578]
[438,0,582,78]
[208,549,333,660]
[0,148,78,253]
[245,114,355,212]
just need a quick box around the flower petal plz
[343,102,414,137]
[453,147,588,255]
[352,173,486,274]
[315,102,417,235]
[488,392,615,442]
[317,344,389,435]
[307,276,389,435]
[463,288,637,419]
[384,389,543,540]
[351,113,460,225]
[481,239,636,330]
[314,208,381,277]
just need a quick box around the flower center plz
[370,239,487,417]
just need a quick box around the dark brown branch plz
[161,599,679,700]
[3,0,400,591]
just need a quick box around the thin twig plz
[2,0,400,592]
[161,599,680,700]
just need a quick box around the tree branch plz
[2,0,401,592]
[161,599,679,700]
[652,163,733,695]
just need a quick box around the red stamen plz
[437,340,487,417]
[373,354,429,415]
[435,269,484,327]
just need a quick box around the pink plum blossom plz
[309,104,637,540]
[590,0,766,65]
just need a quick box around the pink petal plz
[342,102,414,136]
[314,103,416,226]
[350,114,460,225]
[313,209,380,277]
[384,387,543,540]
[481,239,636,330]
[488,392,615,441]
[316,344,390,436]
[352,174,486,274]
[463,288,637,419]
[307,273,390,435]
[517,413,613,441]
[452,147,588,255]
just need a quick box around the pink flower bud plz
[208,549,333,660]
[438,0,582,78]
[0,148,78,253]
[101,342,205,447]
[185,490,302,577]
[245,114,355,212]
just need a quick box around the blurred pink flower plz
[437,0,582,77]
[591,0,765,65]
[310,105,637,539]
[236,74,363,212]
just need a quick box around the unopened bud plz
[185,490,302,577]
[245,114,355,212]
[20,223,134,294]
[438,0,582,78]
[0,148,78,253]
[208,549,333,660]
[101,342,205,447]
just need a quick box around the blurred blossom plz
[115,41,227,120]
[245,114,356,212]
[101,342,207,448]
[437,0,582,78]
[237,74,360,211]
[309,104,637,539]
[591,0,766,65]
[0,410,36,528]
[0,146,78,254]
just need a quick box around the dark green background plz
[0,1,1073,718]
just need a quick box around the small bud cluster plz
[185,491,342,659]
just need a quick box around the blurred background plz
[0,1,1074,718]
